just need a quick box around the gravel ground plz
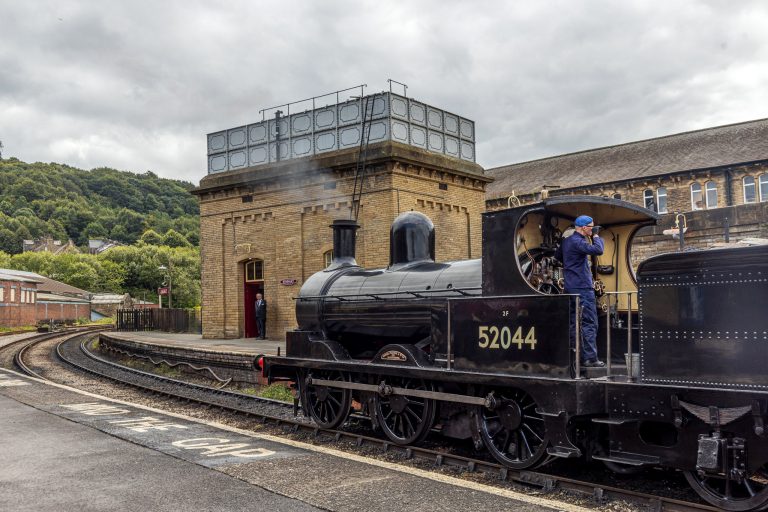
[8,332,704,510]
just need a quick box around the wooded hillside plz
[0,158,199,254]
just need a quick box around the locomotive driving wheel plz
[685,464,768,511]
[302,370,352,429]
[374,378,437,445]
[475,388,548,469]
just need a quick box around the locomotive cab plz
[481,196,660,372]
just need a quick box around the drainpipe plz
[725,169,734,206]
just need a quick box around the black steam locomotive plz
[264,196,768,510]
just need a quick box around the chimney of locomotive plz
[389,211,435,268]
[328,219,360,270]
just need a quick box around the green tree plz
[0,228,17,255]
[81,221,109,241]
[0,250,11,269]
[140,229,163,246]
[10,251,56,275]
[162,229,191,248]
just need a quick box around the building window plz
[643,189,656,211]
[691,183,704,210]
[612,193,621,200]
[656,187,668,214]
[21,290,26,303]
[245,259,264,282]
[705,181,718,209]
[30,291,35,304]
[10,287,15,302]
[743,176,756,203]
[0,286,4,302]
[760,174,768,202]
[323,250,334,268]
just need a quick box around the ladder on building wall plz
[350,95,376,222]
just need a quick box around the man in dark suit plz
[254,292,267,340]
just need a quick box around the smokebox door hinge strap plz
[671,395,683,428]
[753,400,765,436]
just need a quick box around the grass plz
[257,383,295,402]
[88,317,116,325]
[0,325,36,334]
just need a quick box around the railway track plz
[6,331,712,512]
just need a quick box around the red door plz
[244,282,263,337]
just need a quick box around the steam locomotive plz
[264,196,768,510]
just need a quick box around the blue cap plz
[575,215,593,227]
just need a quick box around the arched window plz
[656,187,668,214]
[643,189,655,211]
[690,183,703,210]
[244,259,264,282]
[760,174,768,202]
[743,176,756,203]
[323,250,334,268]
[705,181,718,209]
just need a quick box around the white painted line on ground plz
[0,367,594,512]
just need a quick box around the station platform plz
[0,368,585,512]
[104,331,285,356]
[98,331,287,384]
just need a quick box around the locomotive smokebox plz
[390,211,435,267]
[329,219,359,270]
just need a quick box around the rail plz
[53,334,715,511]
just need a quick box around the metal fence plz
[116,309,202,334]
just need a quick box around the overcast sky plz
[1,0,767,184]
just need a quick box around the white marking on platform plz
[0,367,594,512]
[108,416,188,433]
[62,402,131,416]
[0,373,29,386]
[172,437,276,458]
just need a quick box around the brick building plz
[36,293,91,323]
[485,119,768,260]
[0,272,40,327]
[0,269,91,325]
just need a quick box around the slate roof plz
[0,271,42,284]
[485,118,768,200]
[90,293,130,305]
[0,269,89,297]
[37,292,91,304]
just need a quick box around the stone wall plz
[632,202,768,265]
[36,302,91,323]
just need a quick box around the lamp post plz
[159,260,173,309]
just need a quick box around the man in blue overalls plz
[556,215,605,367]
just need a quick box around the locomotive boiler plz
[264,196,768,511]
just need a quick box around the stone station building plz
[194,141,488,339]
[485,119,768,261]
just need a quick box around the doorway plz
[243,259,265,338]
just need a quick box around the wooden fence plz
[116,308,202,333]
